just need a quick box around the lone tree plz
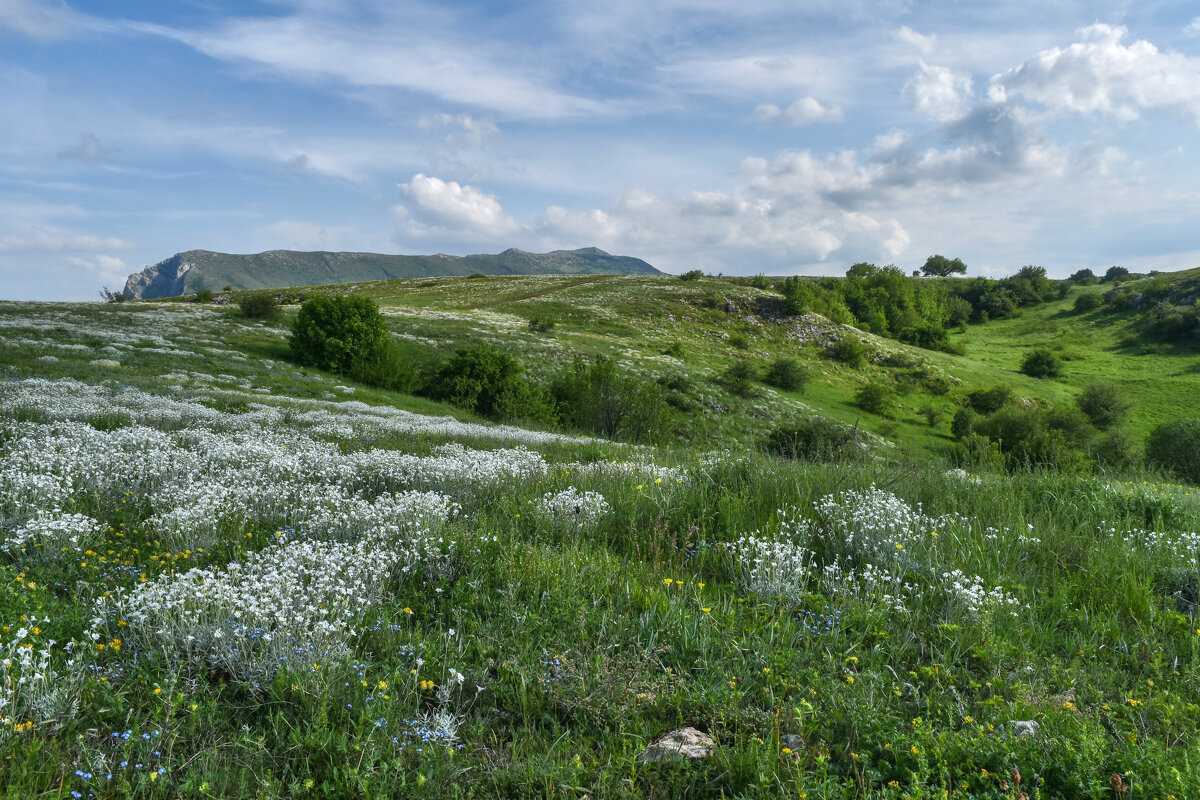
[920,254,967,277]
[1102,265,1130,284]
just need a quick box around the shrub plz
[1020,348,1062,378]
[290,295,390,374]
[551,357,671,442]
[950,407,976,439]
[854,381,895,417]
[722,361,757,398]
[1068,268,1098,285]
[966,385,1012,413]
[1073,293,1102,314]
[193,289,214,304]
[528,317,555,333]
[765,416,864,461]
[679,269,705,281]
[748,274,772,290]
[728,333,749,349]
[763,358,809,392]
[1091,429,1139,469]
[830,336,868,367]
[239,293,281,320]
[98,286,127,303]
[1146,418,1200,484]
[426,344,554,423]
[661,341,685,359]
[919,403,943,427]
[1076,381,1132,430]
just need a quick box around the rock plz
[1013,720,1039,739]
[780,734,804,750]
[637,728,715,763]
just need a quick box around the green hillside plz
[121,247,662,299]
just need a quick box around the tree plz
[1102,266,1130,283]
[1068,268,1098,285]
[290,294,390,374]
[920,254,967,277]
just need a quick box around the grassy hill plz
[121,247,662,299]
[1,275,1200,797]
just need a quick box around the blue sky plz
[3,0,1200,299]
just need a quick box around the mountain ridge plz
[122,247,661,299]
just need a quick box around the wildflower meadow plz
[1,299,1199,798]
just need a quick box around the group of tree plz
[773,258,1071,355]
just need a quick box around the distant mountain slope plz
[122,247,661,299]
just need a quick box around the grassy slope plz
[295,271,1199,455]
[2,296,1200,797]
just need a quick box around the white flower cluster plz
[727,535,815,605]
[941,570,1024,619]
[1,626,80,734]
[96,517,455,682]
[813,485,963,565]
[2,509,104,565]
[532,487,611,528]
[1108,522,1200,560]
[563,458,689,486]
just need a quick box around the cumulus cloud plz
[395,174,518,237]
[904,62,974,121]
[752,96,843,126]
[1185,17,1200,36]
[989,24,1200,125]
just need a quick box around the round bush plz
[854,381,895,418]
[764,358,809,392]
[1020,348,1062,378]
[1075,381,1132,430]
[290,294,390,374]
[1073,292,1102,314]
[1146,418,1200,484]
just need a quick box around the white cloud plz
[418,113,499,146]
[904,62,974,121]
[990,24,1200,124]
[395,174,518,237]
[0,0,105,40]
[661,52,842,98]
[1184,17,1200,36]
[58,133,112,162]
[753,96,843,126]
[130,13,602,119]
[0,226,134,253]
[893,26,937,56]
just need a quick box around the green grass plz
[1,284,1199,798]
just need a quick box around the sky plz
[3,1,1200,300]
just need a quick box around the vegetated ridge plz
[122,246,661,299]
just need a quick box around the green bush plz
[1075,381,1132,429]
[830,336,868,367]
[193,289,214,304]
[1020,348,1063,378]
[1091,428,1140,469]
[679,269,704,281]
[290,295,389,374]
[722,361,757,398]
[966,384,1012,413]
[950,407,976,439]
[528,317,555,333]
[854,381,895,417]
[765,416,864,461]
[239,293,281,320]
[763,358,809,392]
[1146,418,1200,483]
[1073,292,1102,314]
[425,344,554,423]
[551,357,671,442]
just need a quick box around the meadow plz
[1,292,1199,798]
